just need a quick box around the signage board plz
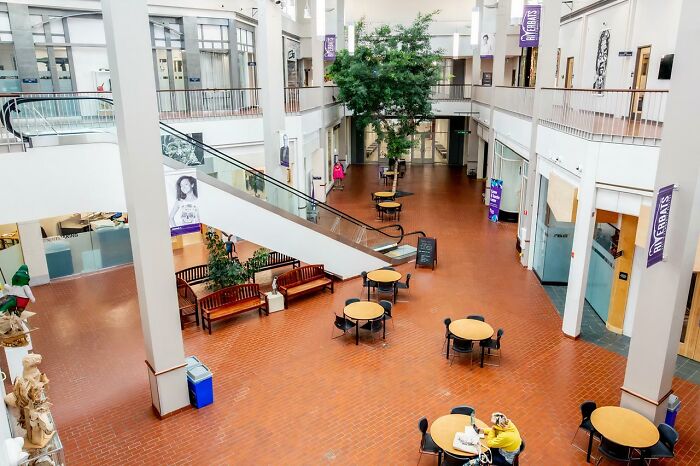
[519,5,541,48]
[415,237,437,270]
[488,179,503,222]
[647,184,675,267]
[324,34,336,60]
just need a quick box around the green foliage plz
[328,12,442,160]
[205,229,269,290]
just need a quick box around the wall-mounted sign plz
[488,179,503,222]
[248,61,256,66]
[647,184,675,268]
[619,272,629,281]
[188,77,201,82]
[519,4,541,48]
[482,72,493,86]
[324,34,336,60]
[618,51,633,57]
[21,78,38,84]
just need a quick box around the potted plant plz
[205,229,269,290]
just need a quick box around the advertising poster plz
[519,4,541,48]
[166,168,201,236]
[647,184,674,267]
[280,133,290,167]
[324,34,336,60]
[161,132,204,166]
[593,29,611,90]
[480,33,495,58]
[488,179,503,222]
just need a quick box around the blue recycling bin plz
[665,394,680,427]
[186,358,213,409]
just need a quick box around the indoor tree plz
[327,12,442,194]
[205,229,269,290]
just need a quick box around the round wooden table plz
[366,270,402,301]
[448,319,494,367]
[374,191,396,202]
[378,201,401,221]
[589,406,659,461]
[430,414,489,459]
[343,301,385,345]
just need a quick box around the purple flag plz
[488,179,503,223]
[647,184,674,267]
[519,5,541,48]
[324,34,336,60]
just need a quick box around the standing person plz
[332,156,345,190]
[224,233,237,258]
[478,412,522,465]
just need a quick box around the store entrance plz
[630,46,651,119]
[680,273,700,362]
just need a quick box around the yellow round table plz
[448,319,494,367]
[374,191,396,200]
[366,270,402,302]
[378,201,401,221]
[590,406,659,458]
[429,414,489,458]
[343,301,385,345]
[378,201,400,208]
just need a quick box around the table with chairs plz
[372,191,396,203]
[446,316,500,368]
[338,299,387,345]
[377,201,402,221]
[366,269,402,303]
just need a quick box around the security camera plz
[275,0,282,4]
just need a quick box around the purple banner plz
[324,34,336,60]
[647,184,674,267]
[519,4,541,48]
[488,179,503,223]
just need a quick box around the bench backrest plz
[175,264,210,285]
[266,251,296,267]
[277,264,325,287]
[200,283,260,310]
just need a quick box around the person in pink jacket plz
[332,159,345,190]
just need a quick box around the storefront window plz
[237,26,256,89]
[493,140,526,220]
[0,223,23,281]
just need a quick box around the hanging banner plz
[519,4,541,48]
[488,179,503,223]
[647,184,675,268]
[324,34,336,60]
[166,168,201,236]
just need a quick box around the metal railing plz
[157,88,261,120]
[494,86,535,117]
[539,88,668,145]
[472,85,493,105]
[430,84,472,101]
[285,87,300,113]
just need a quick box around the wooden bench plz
[176,278,198,329]
[199,283,268,334]
[175,264,212,286]
[277,264,334,308]
[251,251,300,283]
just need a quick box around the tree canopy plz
[328,12,442,161]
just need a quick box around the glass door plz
[630,46,651,119]
[411,121,434,164]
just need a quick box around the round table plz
[589,406,659,461]
[430,414,489,459]
[374,191,396,202]
[378,201,401,221]
[448,319,494,367]
[366,270,402,302]
[344,301,385,345]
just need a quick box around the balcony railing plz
[494,86,535,117]
[539,88,668,146]
[430,84,472,101]
[472,85,493,105]
[157,88,261,120]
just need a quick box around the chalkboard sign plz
[415,237,437,270]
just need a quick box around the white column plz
[17,221,49,285]
[102,0,189,417]
[310,0,325,88]
[468,0,483,180]
[257,0,287,182]
[520,0,562,267]
[335,0,345,52]
[621,0,700,422]
[561,150,598,337]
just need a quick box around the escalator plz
[1,96,425,278]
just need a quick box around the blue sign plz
[647,184,674,267]
[488,179,503,222]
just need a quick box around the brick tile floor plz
[15,165,700,465]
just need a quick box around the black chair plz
[467,315,485,321]
[596,437,633,465]
[380,266,396,271]
[641,423,678,464]
[450,405,475,416]
[450,337,474,366]
[377,282,397,303]
[492,439,526,466]
[571,400,600,459]
[331,314,355,339]
[396,273,411,296]
[417,417,441,464]
[361,271,376,295]
[379,300,394,329]
[345,298,360,306]
[480,328,504,366]
[442,317,452,355]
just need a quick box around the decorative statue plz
[0,265,36,315]
[4,354,56,448]
[271,276,278,295]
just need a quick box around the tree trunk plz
[391,161,399,194]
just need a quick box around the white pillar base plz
[146,364,190,418]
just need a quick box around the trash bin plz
[665,394,681,427]
[186,361,213,409]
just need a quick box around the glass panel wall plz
[585,223,617,321]
[493,140,526,220]
[0,223,23,284]
[533,176,575,283]
[0,13,19,92]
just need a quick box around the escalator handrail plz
[2,95,427,244]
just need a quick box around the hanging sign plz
[519,4,541,48]
[488,179,503,223]
[324,34,336,60]
[166,168,201,237]
[647,184,675,267]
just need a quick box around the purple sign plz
[324,34,336,60]
[488,179,503,223]
[519,5,541,48]
[647,184,674,267]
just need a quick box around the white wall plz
[492,109,532,158]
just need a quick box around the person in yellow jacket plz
[483,412,522,465]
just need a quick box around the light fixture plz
[452,32,459,59]
[510,0,525,25]
[303,0,311,19]
[316,0,325,37]
[470,8,480,46]
[348,23,355,55]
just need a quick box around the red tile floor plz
[13,165,700,464]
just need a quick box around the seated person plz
[481,412,522,465]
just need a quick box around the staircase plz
[435,143,448,160]
[365,142,378,159]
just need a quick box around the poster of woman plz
[166,169,201,236]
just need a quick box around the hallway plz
[20,164,700,464]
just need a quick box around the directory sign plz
[488,179,503,223]
[647,184,674,267]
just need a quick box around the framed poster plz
[161,132,204,166]
[280,133,290,167]
[480,33,495,58]
[166,169,201,236]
